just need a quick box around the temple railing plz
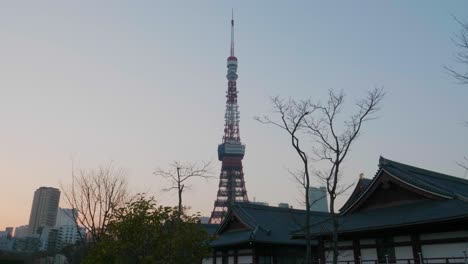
[318,257,467,264]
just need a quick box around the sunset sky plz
[1,1,468,230]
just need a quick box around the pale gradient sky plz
[1,1,468,229]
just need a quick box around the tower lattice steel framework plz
[209,13,249,224]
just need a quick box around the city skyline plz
[1,1,468,230]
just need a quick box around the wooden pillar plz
[222,250,228,264]
[318,238,326,264]
[253,245,257,264]
[212,250,217,264]
[353,239,361,264]
[234,249,238,264]
[411,234,422,264]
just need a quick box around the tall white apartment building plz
[28,187,60,235]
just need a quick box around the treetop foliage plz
[83,194,212,264]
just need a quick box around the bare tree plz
[306,88,384,264]
[61,162,129,248]
[458,122,468,174]
[256,88,384,264]
[445,17,468,84]
[256,98,316,263]
[458,157,468,172]
[446,18,468,174]
[154,161,212,215]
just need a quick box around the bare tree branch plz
[457,157,468,172]
[458,121,468,174]
[61,162,129,248]
[256,96,317,263]
[154,161,213,216]
[257,88,384,264]
[445,17,468,84]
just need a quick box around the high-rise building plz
[209,13,249,224]
[308,186,328,212]
[56,208,77,226]
[27,187,60,235]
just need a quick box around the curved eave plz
[386,169,452,200]
[341,168,451,215]
[339,178,371,212]
[215,206,255,235]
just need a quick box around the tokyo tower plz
[209,13,249,224]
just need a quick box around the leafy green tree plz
[84,194,211,264]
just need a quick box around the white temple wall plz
[422,243,468,261]
[237,255,253,264]
[361,248,378,261]
[395,246,414,263]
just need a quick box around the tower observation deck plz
[209,13,249,224]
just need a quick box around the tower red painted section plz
[209,13,249,224]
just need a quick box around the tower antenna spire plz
[230,9,235,57]
[209,12,248,224]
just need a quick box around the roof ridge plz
[234,202,330,215]
[384,166,454,197]
[380,157,468,186]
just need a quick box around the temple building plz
[205,157,468,263]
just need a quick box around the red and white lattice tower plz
[209,13,249,224]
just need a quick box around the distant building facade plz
[56,208,77,226]
[54,207,84,251]
[0,237,14,251]
[308,186,328,212]
[36,226,54,251]
[0,228,14,251]
[14,225,29,238]
[28,187,60,235]
[0,227,13,238]
[250,201,269,206]
[56,225,84,250]
[13,237,41,253]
